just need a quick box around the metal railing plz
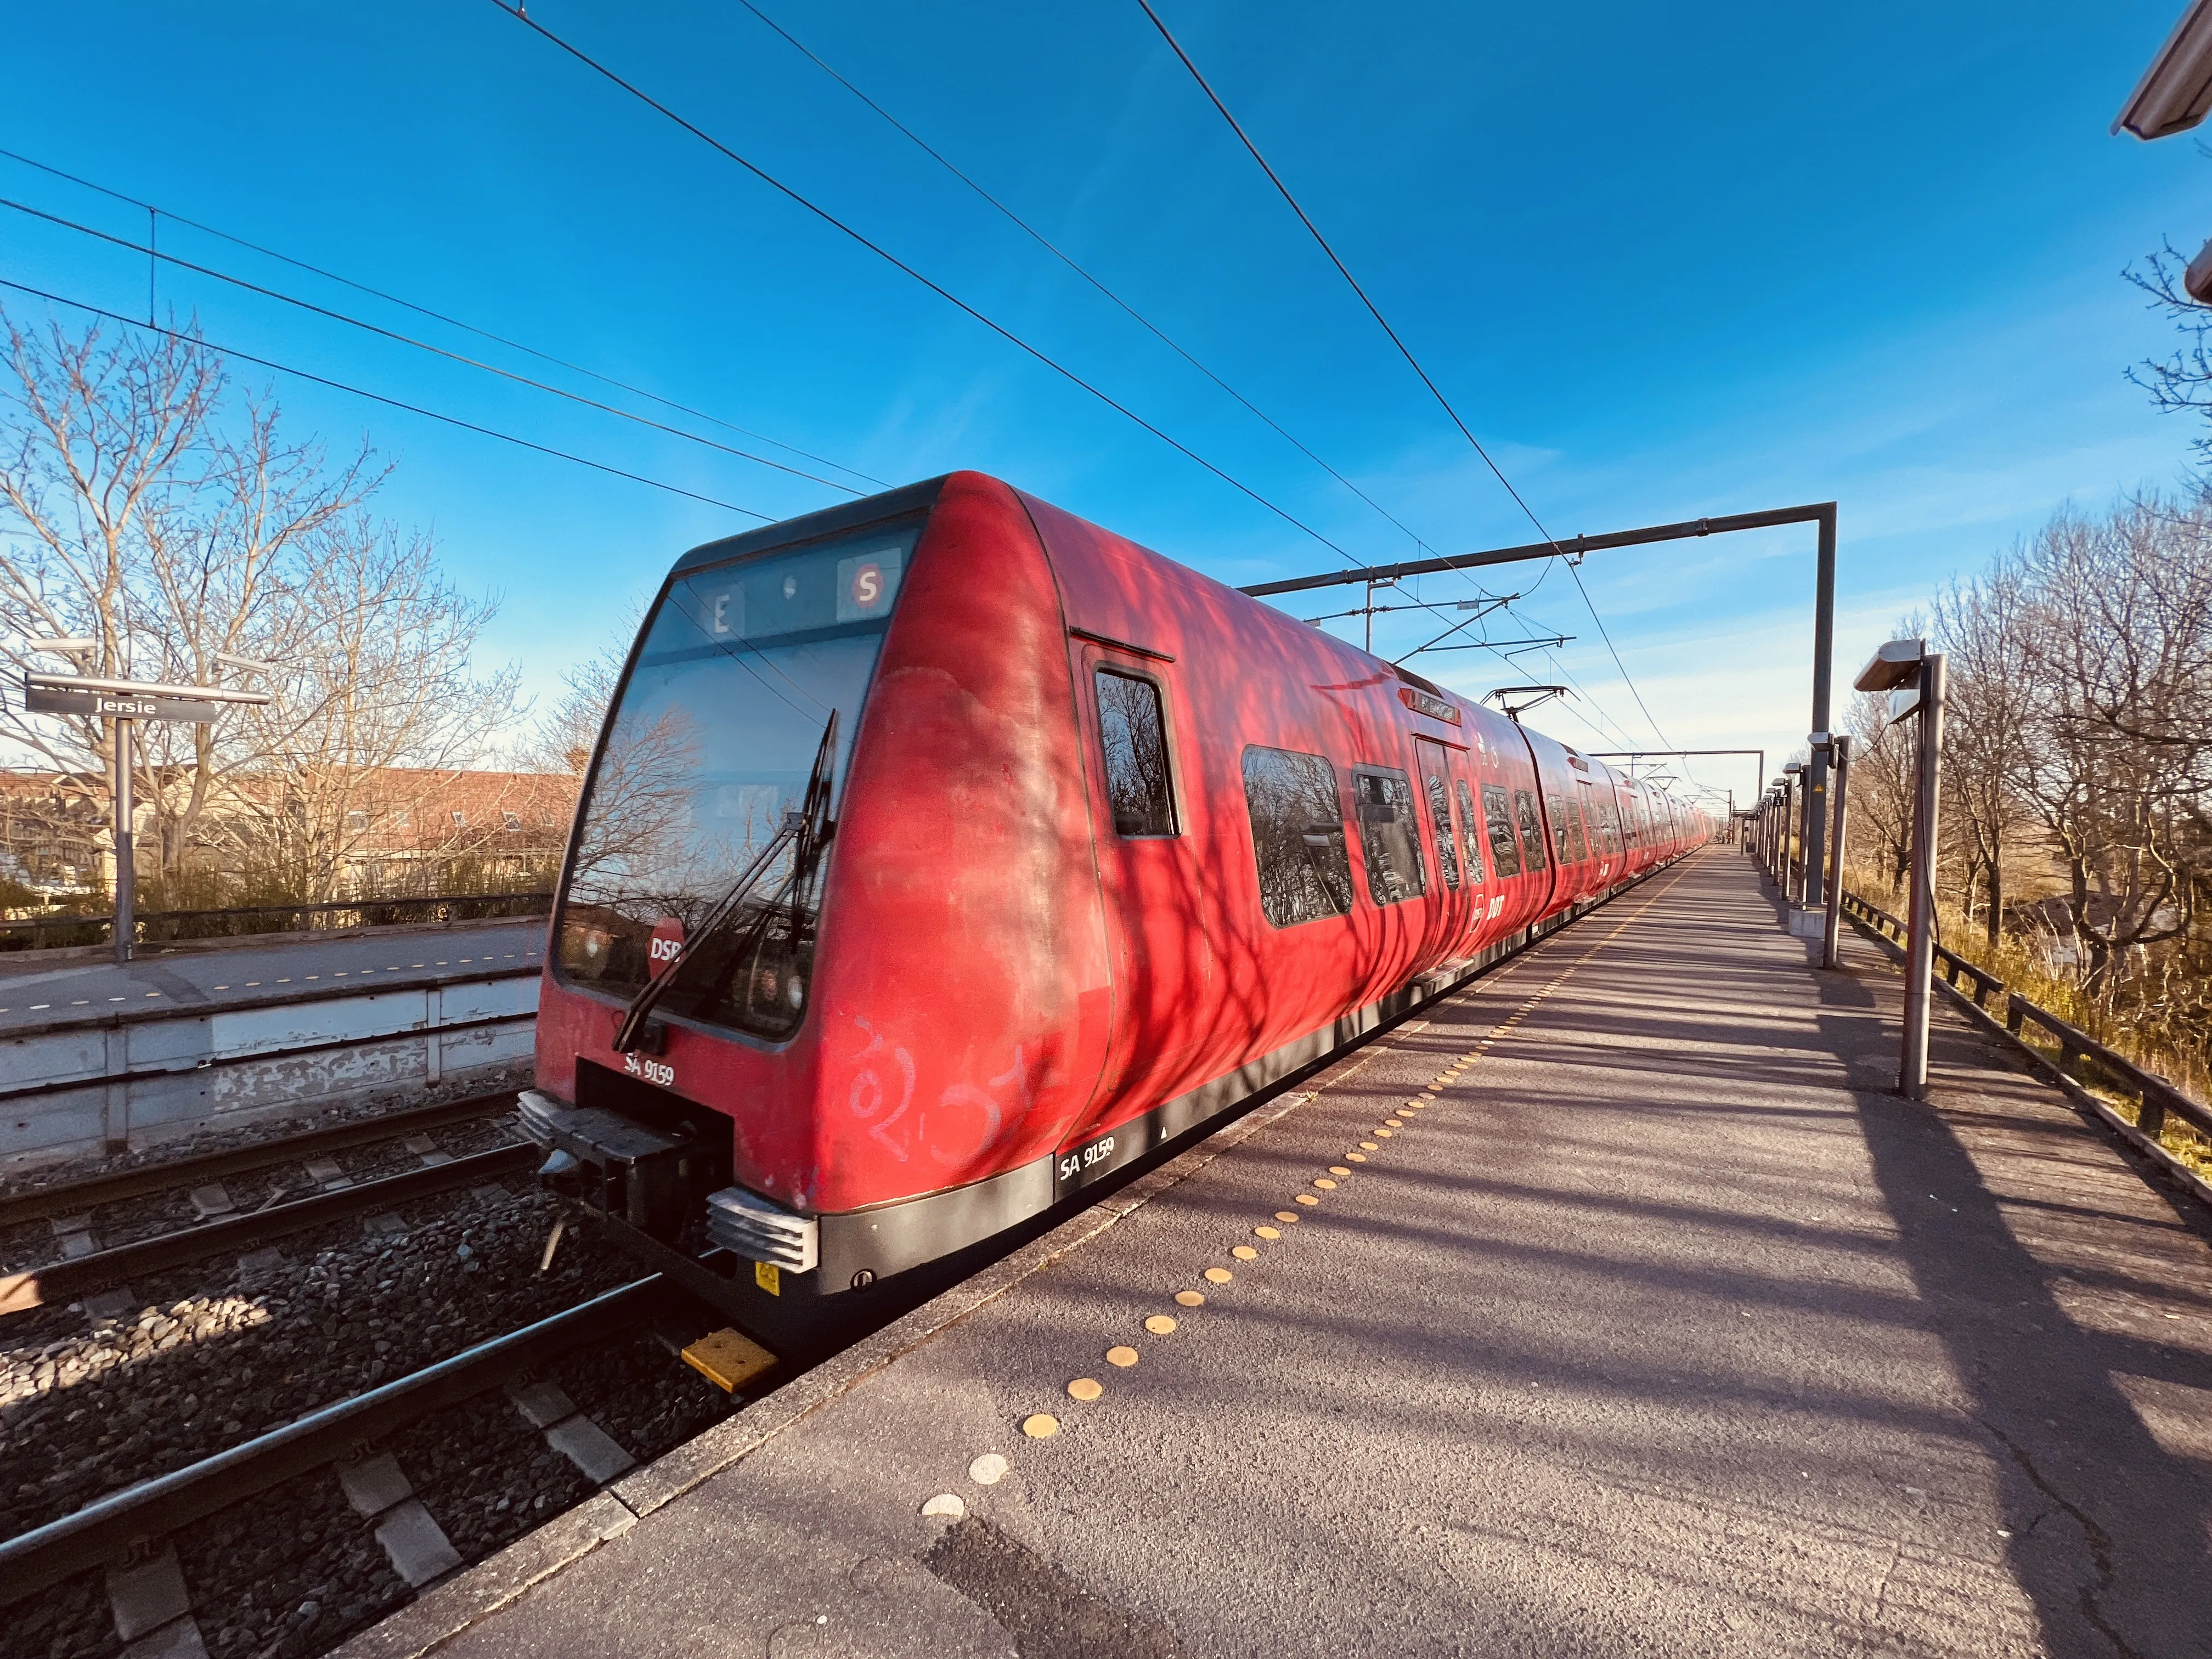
[0,889,554,952]
[1838,889,2212,1147]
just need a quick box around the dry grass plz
[1843,864,2212,1183]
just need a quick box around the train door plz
[1074,644,1218,1124]
[1448,752,1496,952]
[1413,737,1470,958]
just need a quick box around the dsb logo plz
[648,917,685,978]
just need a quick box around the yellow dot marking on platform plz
[1385,1118,1404,1127]
[1313,1178,1338,1190]
[1255,1226,1281,1239]
[1068,1376,1104,1401]
[1295,1193,1320,1205]
[1360,1141,1380,1150]
[1107,1346,1139,1368]
[1420,1092,1438,1101]
[1146,1315,1179,1335]
[1176,1290,1206,1307]
[1023,1414,1060,1438]
[1205,1267,1234,1284]
[1346,1153,1368,1163]
[1329,1165,1351,1176]
[1274,1211,1301,1224]
[1232,1245,1259,1261]
[1375,1129,1395,1138]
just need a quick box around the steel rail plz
[0,1092,521,1228]
[0,1273,672,1607]
[0,1142,539,1314]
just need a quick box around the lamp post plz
[1854,639,1946,1099]
[1815,733,1850,969]
[1780,764,1803,900]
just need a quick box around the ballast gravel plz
[4,1183,745,1659]
[0,1186,633,1539]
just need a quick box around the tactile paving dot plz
[1274,1211,1301,1224]
[1175,1290,1206,1307]
[1254,1226,1282,1239]
[1329,1166,1352,1176]
[1295,1193,1320,1205]
[1204,1267,1233,1284]
[1360,1141,1380,1150]
[1313,1178,1338,1189]
[1375,1129,1395,1138]
[1145,1315,1179,1335]
[1232,1245,1259,1261]
[1106,1346,1139,1368]
[1346,1152,1368,1163]
[969,1453,1009,1485]
[1023,1414,1060,1438]
[1385,1118,1406,1128]
[1067,1377,1104,1401]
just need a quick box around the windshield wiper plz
[610,710,838,1053]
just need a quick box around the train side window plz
[1094,667,1176,837]
[1240,746,1355,927]
[1547,793,1587,864]
[1455,778,1487,882]
[1423,773,1460,889]
[1483,783,1522,877]
[1592,795,1622,857]
[1514,789,1549,871]
[1354,768,1427,905]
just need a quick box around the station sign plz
[21,673,268,724]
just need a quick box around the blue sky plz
[4,1,2207,809]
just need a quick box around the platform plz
[0,920,543,1035]
[338,851,2212,1659]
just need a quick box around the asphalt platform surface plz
[0,920,542,1032]
[342,850,2212,1659]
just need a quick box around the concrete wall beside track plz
[1,970,538,1170]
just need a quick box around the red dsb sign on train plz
[647,916,684,979]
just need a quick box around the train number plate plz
[624,1053,676,1088]
[1058,1135,1116,1184]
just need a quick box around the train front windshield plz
[556,521,921,1041]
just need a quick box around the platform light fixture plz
[2116,0,2212,139]
[1854,637,1947,1099]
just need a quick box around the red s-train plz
[521,472,1708,1312]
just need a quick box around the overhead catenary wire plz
[0,196,867,499]
[0,278,774,518]
[1135,0,1675,747]
[729,0,1436,557]
[486,0,1364,570]
[0,146,889,492]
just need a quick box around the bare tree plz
[1933,570,2038,946]
[0,307,521,903]
[0,309,371,881]
[2006,499,2210,996]
[218,515,522,901]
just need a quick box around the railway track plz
[0,1092,524,1230]
[0,1094,528,1318]
[1,1168,753,1659]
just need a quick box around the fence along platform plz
[339,850,2211,1659]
